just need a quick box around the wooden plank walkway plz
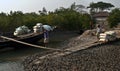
[34,39,99,64]
[1,34,120,65]
[34,36,120,64]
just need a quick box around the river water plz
[0,31,79,71]
[0,61,23,71]
[0,47,43,71]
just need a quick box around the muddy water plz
[0,48,43,71]
[0,61,23,71]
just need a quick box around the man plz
[43,29,49,47]
[96,24,102,40]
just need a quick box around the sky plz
[0,0,120,13]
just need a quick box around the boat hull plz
[0,33,44,48]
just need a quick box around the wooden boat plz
[0,32,44,48]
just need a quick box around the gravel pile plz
[23,30,120,71]
[23,41,120,71]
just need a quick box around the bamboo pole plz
[0,36,62,51]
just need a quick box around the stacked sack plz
[14,25,31,36]
[99,31,116,42]
[33,23,43,33]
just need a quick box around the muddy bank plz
[23,30,120,71]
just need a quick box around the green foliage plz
[0,3,91,32]
[108,8,120,28]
